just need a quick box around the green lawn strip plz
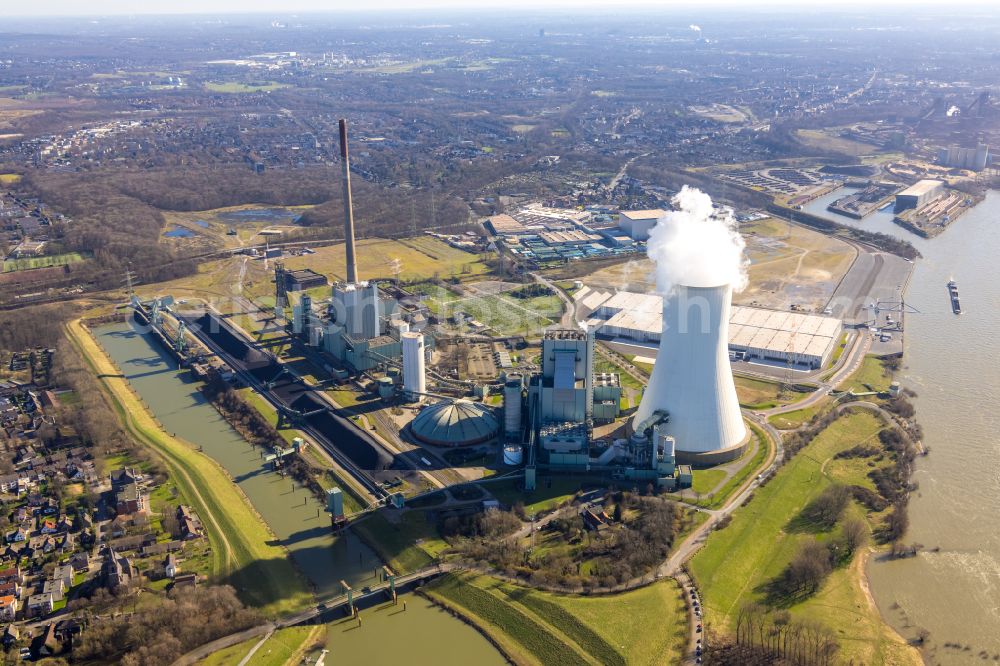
[689,410,893,661]
[841,355,892,394]
[350,511,439,573]
[245,626,317,666]
[499,587,625,666]
[424,573,592,666]
[544,579,688,666]
[768,399,831,430]
[685,424,771,510]
[196,638,256,666]
[691,469,727,496]
[2,251,88,272]
[487,476,603,516]
[67,321,312,617]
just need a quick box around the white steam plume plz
[646,185,748,294]
[689,24,702,33]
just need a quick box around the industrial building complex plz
[579,288,842,370]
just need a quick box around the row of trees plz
[705,602,839,666]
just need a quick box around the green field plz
[280,236,489,285]
[689,409,918,665]
[690,423,771,510]
[488,476,601,516]
[3,251,87,272]
[67,320,312,617]
[768,400,830,430]
[351,511,448,573]
[424,573,687,666]
[735,375,813,410]
[842,355,893,395]
[204,81,290,93]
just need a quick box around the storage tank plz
[377,376,395,399]
[401,331,426,400]
[503,445,524,466]
[632,283,747,459]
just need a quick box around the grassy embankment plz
[842,354,894,395]
[688,408,921,665]
[65,319,312,617]
[197,626,321,666]
[425,573,687,666]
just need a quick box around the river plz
[95,322,506,664]
[803,188,1000,662]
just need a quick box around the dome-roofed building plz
[410,399,499,447]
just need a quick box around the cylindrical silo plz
[632,284,747,458]
[401,331,426,400]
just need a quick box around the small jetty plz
[948,279,962,315]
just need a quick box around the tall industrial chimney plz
[632,284,747,460]
[338,118,359,284]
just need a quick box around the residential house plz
[114,482,147,515]
[1,624,18,649]
[26,592,53,618]
[52,565,73,589]
[41,579,64,603]
[109,467,139,490]
[0,596,16,621]
[172,573,197,590]
[5,528,26,544]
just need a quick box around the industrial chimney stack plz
[339,118,359,284]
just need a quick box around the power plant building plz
[528,329,595,427]
[591,290,841,369]
[632,284,748,463]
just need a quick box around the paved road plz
[763,330,872,418]
[531,271,576,329]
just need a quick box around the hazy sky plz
[6,0,998,17]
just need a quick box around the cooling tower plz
[632,283,747,462]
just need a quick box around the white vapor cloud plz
[646,185,748,294]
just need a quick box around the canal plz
[95,321,507,664]
[96,321,378,595]
[804,188,1000,662]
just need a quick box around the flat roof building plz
[618,209,665,241]
[895,179,945,212]
[590,290,841,369]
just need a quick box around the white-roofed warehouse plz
[591,291,841,369]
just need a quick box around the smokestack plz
[632,284,747,459]
[339,118,359,284]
